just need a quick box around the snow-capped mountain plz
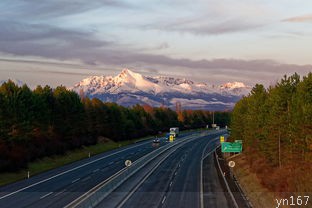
[72,69,251,110]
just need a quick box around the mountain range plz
[72,69,251,110]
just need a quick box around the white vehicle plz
[169,127,179,137]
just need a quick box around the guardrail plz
[66,133,201,208]
[233,176,253,208]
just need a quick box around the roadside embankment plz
[222,151,277,208]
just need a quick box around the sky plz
[0,0,312,88]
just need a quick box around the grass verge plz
[0,140,132,187]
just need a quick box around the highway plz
[94,131,229,208]
[0,131,230,208]
[0,133,183,208]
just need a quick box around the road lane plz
[202,154,230,208]
[162,136,212,208]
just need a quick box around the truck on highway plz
[169,127,179,138]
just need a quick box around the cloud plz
[2,52,311,86]
[0,19,310,81]
[1,0,310,89]
[142,17,263,35]
[111,52,296,72]
[155,42,169,50]
[0,20,109,44]
[282,14,312,23]
[0,58,86,68]
[134,0,269,36]
[0,20,112,63]
[2,0,131,20]
[0,20,310,79]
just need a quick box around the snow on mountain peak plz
[115,69,157,92]
[118,68,135,79]
[72,69,251,110]
[74,69,250,95]
[116,68,145,84]
[221,82,247,89]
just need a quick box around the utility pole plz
[279,128,281,168]
[213,111,215,125]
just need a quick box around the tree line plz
[230,72,311,193]
[0,80,230,172]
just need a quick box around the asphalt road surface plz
[97,132,229,208]
[0,131,230,208]
[0,133,186,208]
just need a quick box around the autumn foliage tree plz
[230,73,312,193]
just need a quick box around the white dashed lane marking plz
[71,178,80,184]
[40,192,53,199]
[162,196,167,204]
[92,169,99,173]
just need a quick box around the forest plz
[230,72,312,193]
[0,80,230,172]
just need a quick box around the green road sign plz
[235,140,243,144]
[221,142,242,153]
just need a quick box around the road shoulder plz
[225,152,277,208]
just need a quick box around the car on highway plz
[153,138,160,143]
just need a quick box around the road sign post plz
[124,160,132,167]
[228,161,235,167]
[220,136,225,143]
